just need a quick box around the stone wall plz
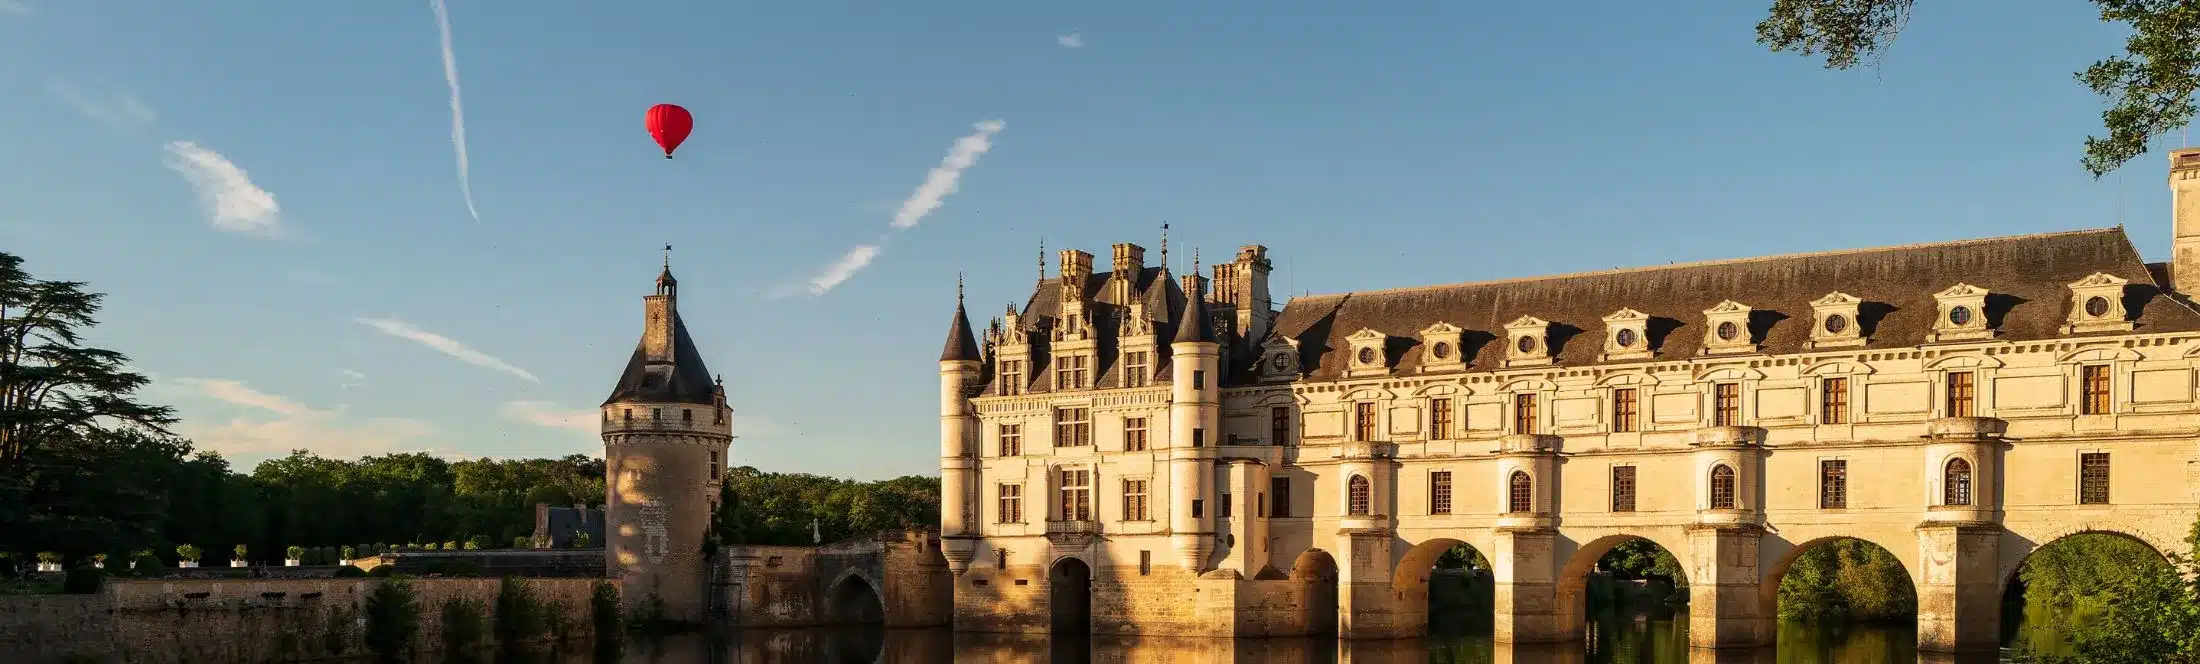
[0,576,602,664]
[718,530,952,630]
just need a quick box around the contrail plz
[429,0,479,222]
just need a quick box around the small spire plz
[957,272,966,305]
[1159,221,1170,271]
[663,244,672,269]
[1037,237,1047,283]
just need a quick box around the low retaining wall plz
[0,577,603,664]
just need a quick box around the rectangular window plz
[683,409,693,423]
[1220,493,1233,519]
[1354,402,1377,441]
[1122,479,1149,521]
[2081,365,2111,415]
[1192,428,1205,448]
[1611,466,1636,512]
[1124,352,1150,388]
[1946,371,1976,418]
[997,484,1022,523]
[1124,418,1148,452]
[999,424,1022,457]
[2079,453,2111,505]
[709,450,721,480]
[999,360,1024,396]
[1055,355,1089,390]
[1713,383,1740,426]
[1271,477,1292,518]
[1513,394,1538,435]
[1271,407,1291,446]
[996,548,1008,568]
[1429,398,1453,440]
[1139,551,1151,576]
[1822,377,1849,424]
[1054,408,1091,447]
[1257,492,1267,518]
[1193,370,1205,390]
[1820,460,1848,509]
[652,408,662,420]
[1191,499,1204,519]
[1059,468,1091,521]
[1429,471,1453,515]
[1612,388,1638,433]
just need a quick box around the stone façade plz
[934,150,2200,652]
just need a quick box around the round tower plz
[601,256,732,623]
[938,276,984,574]
[1169,262,1221,574]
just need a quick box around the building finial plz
[1038,237,1047,283]
[957,271,966,305]
[663,244,672,269]
[1159,221,1170,271]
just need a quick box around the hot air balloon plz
[646,104,693,159]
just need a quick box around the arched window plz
[1944,458,1973,506]
[1507,471,1533,513]
[1709,465,1737,510]
[1346,476,1371,516]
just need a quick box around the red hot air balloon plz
[645,104,693,159]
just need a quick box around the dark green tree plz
[1757,0,2200,176]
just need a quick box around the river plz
[437,605,2066,664]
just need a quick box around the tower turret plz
[1169,253,1221,574]
[601,253,732,623]
[939,276,983,574]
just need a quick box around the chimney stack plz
[2172,149,2200,293]
[1111,243,1147,274]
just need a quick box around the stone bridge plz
[714,529,952,629]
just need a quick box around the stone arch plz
[1924,354,2004,370]
[1755,535,1920,620]
[2059,346,2141,364]
[824,568,886,625]
[1554,532,1693,635]
[1048,555,1094,635]
[1291,549,1340,636]
[1996,526,2179,592]
[1345,475,1372,515]
[1595,371,1661,387]
[1941,457,1975,506]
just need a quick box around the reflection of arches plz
[1555,534,1691,635]
[1291,549,1340,636]
[824,569,885,625]
[1756,536,1917,620]
[1943,458,1973,506]
[1049,557,1093,635]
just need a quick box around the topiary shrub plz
[131,551,163,574]
[286,545,305,562]
[464,535,488,550]
[334,565,367,578]
[341,546,356,561]
[512,536,531,550]
[367,565,394,578]
[63,567,104,594]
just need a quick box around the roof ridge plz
[1306,227,2126,300]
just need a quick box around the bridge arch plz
[1996,526,2179,593]
[1553,532,1692,635]
[824,567,886,625]
[1755,534,1920,621]
[1292,549,1340,635]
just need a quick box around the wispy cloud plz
[0,1,28,15]
[51,81,155,130]
[340,369,367,381]
[807,241,885,296]
[162,141,282,238]
[355,316,539,382]
[168,377,438,460]
[892,120,1005,230]
[1056,33,1085,49]
[428,0,479,222]
[794,121,1005,297]
[500,400,597,433]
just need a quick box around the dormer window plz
[1601,308,1651,362]
[1345,328,1391,378]
[1701,301,1757,355]
[1418,321,1466,373]
[1928,284,1994,343]
[1258,336,1301,382]
[2063,272,2135,334]
[1503,316,1553,368]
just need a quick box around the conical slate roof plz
[602,312,718,406]
[941,302,983,362]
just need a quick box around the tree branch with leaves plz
[0,251,173,477]
[1758,0,2200,177]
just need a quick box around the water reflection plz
[440,606,2043,664]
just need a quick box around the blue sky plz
[0,1,2180,479]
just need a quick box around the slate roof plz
[983,266,1225,395]
[1268,228,2200,381]
[602,312,719,406]
[941,303,983,362]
